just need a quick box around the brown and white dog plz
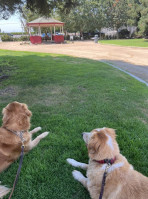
[67,128,148,199]
[0,101,49,198]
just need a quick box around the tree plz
[60,0,106,37]
[0,0,22,19]
[0,0,79,19]
[19,6,39,34]
[127,0,141,27]
[103,0,129,38]
[138,0,148,36]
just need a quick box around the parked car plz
[7,33,13,37]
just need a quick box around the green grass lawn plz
[99,39,148,47]
[0,49,148,199]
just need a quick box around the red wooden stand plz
[30,36,42,44]
[52,35,64,43]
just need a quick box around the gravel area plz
[0,40,148,83]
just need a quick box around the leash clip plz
[105,163,111,173]
[20,131,25,148]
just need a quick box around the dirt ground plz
[0,41,148,83]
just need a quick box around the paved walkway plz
[0,41,148,83]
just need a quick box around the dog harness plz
[3,127,26,144]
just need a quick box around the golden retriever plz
[67,128,148,199]
[0,101,49,198]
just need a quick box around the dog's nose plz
[82,133,84,136]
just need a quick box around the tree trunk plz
[99,30,101,40]
[116,27,119,39]
[80,30,83,40]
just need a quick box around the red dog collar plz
[94,157,116,165]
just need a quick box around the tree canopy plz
[1,0,148,36]
[138,0,148,35]
[0,0,79,19]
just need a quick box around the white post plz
[54,26,55,35]
[38,26,41,36]
[29,27,31,36]
[50,26,52,41]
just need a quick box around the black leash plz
[8,145,24,199]
[99,163,111,199]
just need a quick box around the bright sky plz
[0,14,23,33]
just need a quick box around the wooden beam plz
[50,26,52,41]
[54,26,55,35]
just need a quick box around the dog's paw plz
[67,158,78,167]
[0,185,11,197]
[72,170,84,181]
[40,132,49,139]
[36,127,42,131]
[30,127,42,134]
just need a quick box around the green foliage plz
[1,34,13,41]
[138,0,148,36]
[60,0,106,33]
[19,35,30,41]
[17,0,148,37]
[0,50,148,199]
[0,0,79,19]
[14,35,30,41]
[127,0,141,27]
[102,0,129,38]
[1,34,29,41]
[10,32,27,35]
[0,0,22,19]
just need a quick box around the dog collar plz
[94,157,116,165]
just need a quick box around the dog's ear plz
[21,104,32,117]
[88,131,107,154]
[105,128,116,138]
[2,108,10,125]
[3,102,18,113]
[2,108,6,115]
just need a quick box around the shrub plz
[13,37,19,41]
[19,35,30,41]
[1,34,13,41]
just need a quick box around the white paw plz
[0,185,11,196]
[72,170,83,181]
[36,127,42,131]
[67,158,78,167]
[40,132,49,139]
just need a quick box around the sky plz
[0,14,23,33]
